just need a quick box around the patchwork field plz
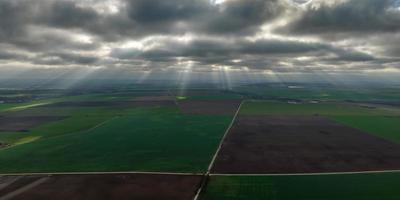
[212,115,400,174]
[0,105,231,173]
[1,89,400,200]
[240,101,400,144]
[334,115,400,144]
[0,173,202,200]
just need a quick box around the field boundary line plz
[0,171,202,176]
[211,169,400,176]
[207,100,244,172]
[193,100,244,200]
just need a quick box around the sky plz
[0,0,400,82]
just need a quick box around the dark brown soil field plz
[0,174,202,200]
[0,116,67,132]
[211,116,400,174]
[178,100,241,115]
[44,100,175,108]
[0,176,44,197]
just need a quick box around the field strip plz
[207,100,244,172]
[210,169,400,176]
[193,100,244,200]
[0,171,202,176]
[0,176,50,200]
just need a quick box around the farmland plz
[0,173,202,200]
[0,101,233,173]
[1,85,400,199]
[201,173,400,200]
[240,101,400,144]
[211,115,400,174]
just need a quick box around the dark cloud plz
[0,0,284,42]
[32,52,99,66]
[281,0,400,35]
[110,37,377,70]
[127,0,207,24]
[111,38,331,61]
[44,1,99,28]
[102,0,284,39]
[0,0,33,41]
[195,0,283,34]
[0,0,399,73]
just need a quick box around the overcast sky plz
[1,0,400,76]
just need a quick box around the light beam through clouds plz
[0,0,399,84]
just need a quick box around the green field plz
[0,105,231,173]
[333,116,400,144]
[201,173,400,200]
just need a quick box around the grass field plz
[201,173,400,200]
[0,106,231,173]
[333,116,400,144]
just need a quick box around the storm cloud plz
[0,0,399,73]
[282,0,400,35]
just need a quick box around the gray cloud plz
[112,38,332,60]
[281,0,400,36]
[0,0,284,43]
[0,0,399,73]
[110,37,378,71]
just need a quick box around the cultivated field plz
[178,100,242,115]
[212,115,400,174]
[240,101,400,144]
[201,173,400,200]
[0,173,202,200]
[0,116,67,132]
[0,104,232,173]
[1,87,400,200]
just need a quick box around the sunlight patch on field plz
[15,136,41,146]
[5,103,50,112]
